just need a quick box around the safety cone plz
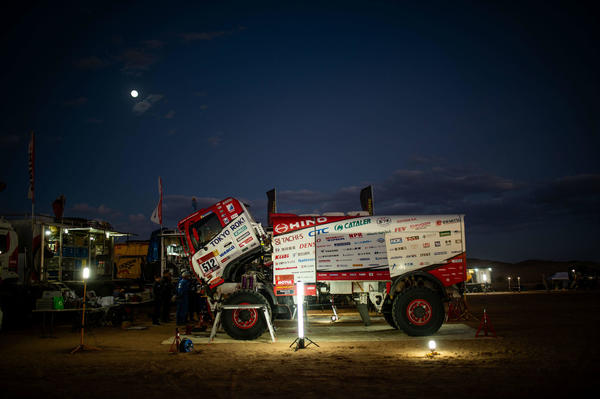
[475,308,497,338]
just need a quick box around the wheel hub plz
[406,299,432,326]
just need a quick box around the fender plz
[387,271,447,301]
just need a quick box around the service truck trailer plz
[178,197,467,340]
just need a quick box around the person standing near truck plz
[151,274,162,325]
[160,271,173,322]
[176,271,191,325]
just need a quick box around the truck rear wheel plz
[392,287,444,336]
[221,290,271,340]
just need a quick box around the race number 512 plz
[200,258,218,274]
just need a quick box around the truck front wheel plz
[221,290,271,340]
[392,287,444,336]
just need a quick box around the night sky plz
[1,1,598,263]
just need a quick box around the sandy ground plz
[1,290,599,398]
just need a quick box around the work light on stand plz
[71,267,101,354]
[289,281,319,351]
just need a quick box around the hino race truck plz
[178,197,467,340]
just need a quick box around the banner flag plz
[266,188,276,226]
[52,195,66,219]
[192,197,197,211]
[151,177,163,225]
[360,185,374,216]
[28,131,35,203]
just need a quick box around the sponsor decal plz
[390,238,404,245]
[298,251,312,256]
[451,259,462,263]
[445,240,452,246]
[226,203,235,212]
[326,236,345,242]
[334,242,351,247]
[396,218,417,223]
[406,236,420,241]
[223,217,229,224]
[376,217,391,226]
[439,231,451,237]
[434,251,448,256]
[435,241,441,247]
[209,229,231,246]
[406,254,417,258]
[239,236,254,247]
[298,258,315,263]
[349,233,363,238]
[235,231,251,242]
[231,213,238,218]
[221,257,229,263]
[455,239,462,244]
[274,217,330,235]
[219,246,236,258]
[423,243,430,248]
[451,250,462,254]
[420,252,431,257]
[273,233,304,246]
[233,225,248,236]
[299,242,315,249]
[308,227,329,236]
[390,255,403,260]
[410,221,431,230]
[395,227,407,233]
[334,218,372,231]
[352,264,364,267]
[405,262,414,266]
[377,237,385,243]
[440,217,461,225]
[275,254,289,260]
[241,247,249,252]
[359,257,370,261]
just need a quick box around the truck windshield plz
[187,213,221,252]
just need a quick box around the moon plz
[130,90,139,98]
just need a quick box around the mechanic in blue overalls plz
[176,271,191,325]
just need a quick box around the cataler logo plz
[274,223,289,234]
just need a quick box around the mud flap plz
[357,293,370,326]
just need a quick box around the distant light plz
[482,274,487,282]
[45,230,51,236]
[105,232,110,239]
[83,267,90,280]
[64,229,69,234]
[90,236,95,241]
[130,90,139,98]
[428,340,436,350]
[488,268,492,271]
[474,268,479,272]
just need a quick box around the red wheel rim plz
[406,299,432,326]
[232,302,258,329]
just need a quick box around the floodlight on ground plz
[426,339,439,358]
[71,266,100,354]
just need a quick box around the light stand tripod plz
[289,281,319,351]
[71,267,101,354]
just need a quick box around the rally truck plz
[178,197,467,340]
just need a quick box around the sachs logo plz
[274,223,289,234]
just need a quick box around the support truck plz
[178,197,467,340]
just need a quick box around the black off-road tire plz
[382,303,398,329]
[221,290,272,340]
[392,287,445,336]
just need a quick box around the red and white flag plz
[150,176,163,225]
[28,131,35,203]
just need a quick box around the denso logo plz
[299,242,315,249]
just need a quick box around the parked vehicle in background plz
[0,218,19,281]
